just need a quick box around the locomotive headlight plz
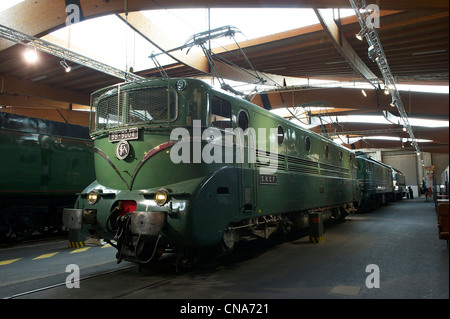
[87,190,99,205]
[176,79,187,91]
[155,188,169,206]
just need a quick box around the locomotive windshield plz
[90,85,177,134]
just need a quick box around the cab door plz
[236,109,257,213]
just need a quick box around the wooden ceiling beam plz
[116,12,310,86]
[1,0,447,53]
[252,87,449,118]
[314,9,379,86]
[0,94,73,110]
[1,74,90,105]
[116,12,209,74]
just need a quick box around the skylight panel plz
[0,0,24,13]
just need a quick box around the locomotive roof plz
[91,76,358,155]
[0,112,91,140]
[356,151,394,170]
[201,78,355,153]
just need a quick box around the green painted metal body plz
[356,152,394,207]
[78,78,360,247]
[0,114,94,196]
[392,168,406,199]
[0,113,95,239]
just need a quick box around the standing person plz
[408,186,414,199]
[422,179,429,201]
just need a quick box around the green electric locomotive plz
[0,113,95,241]
[392,168,406,200]
[63,77,360,264]
[355,151,395,211]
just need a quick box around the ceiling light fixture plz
[361,89,367,97]
[355,28,367,41]
[368,45,380,62]
[350,0,422,160]
[30,75,47,82]
[60,60,71,72]
[384,82,395,95]
[24,47,38,63]
[412,49,446,56]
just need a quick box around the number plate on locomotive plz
[109,127,139,142]
[259,174,277,185]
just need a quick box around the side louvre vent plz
[287,156,319,175]
[253,151,351,178]
[319,163,350,178]
[255,149,286,171]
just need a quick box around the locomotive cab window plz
[238,110,249,130]
[324,145,330,158]
[210,96,232,129]
[305,136,311,152]
[277,125,284,145]
[128,87,177,124]
[92,86,178,133]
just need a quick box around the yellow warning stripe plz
[0,244,111,266]
[0,258,22,266]
[68,241,86,248]
[70,247,91,254]
[33,252,60,260]
[309,236,323,243]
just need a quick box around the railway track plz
[2,229,309,299]
[4,265,135,299]
[3,253,191,299]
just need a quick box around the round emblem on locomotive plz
[116,140,130,160]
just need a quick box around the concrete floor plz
[1,197,448,301]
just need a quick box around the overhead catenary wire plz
[150,25,267,98]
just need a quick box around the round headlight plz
[155,188,169,206]
[176,79,187,91]
[87,190,99,205]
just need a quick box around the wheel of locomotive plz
[0,227,13,242]
[222,228,237,252]
[336,206,348,222]
[6,212,35,242]
[280,216,293,235]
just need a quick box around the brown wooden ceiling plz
[0,0,448,154]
